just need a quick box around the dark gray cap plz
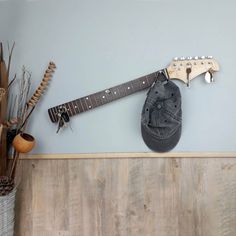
[141,72,182,152]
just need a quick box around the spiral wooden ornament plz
[3,117,19,128]
[27,61,56,108]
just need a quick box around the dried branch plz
[16,68,31,131]
[7,42,15,78]
[8,74,16,90]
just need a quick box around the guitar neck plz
[48,69,167,123]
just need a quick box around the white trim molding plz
[20,152,236,159]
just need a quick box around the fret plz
[71,101,78,113]
[90,94,98,108]
[67,103,74,116]
[71,100,79,113]
[84,97,89,109]
[93,92,103,106]
[101,92,110,104]
[85,96,93,110]
[80,97,88,111]
[134,78,144,90]
[105,89,114,102]
[75,100,83,112]
[48,69,165,123]
[109,89,116,101]
[145,75,150,86]
[63,103,68,114]
[48,108,56,122]
[105,91,114,103]
[52,107,58,117]
[134,77,143,90]
[100,93,107,104]
[120,84,127,97]
[116,85,126,98]
[68,102,76,115]
[77,98,85,112]
[129,81,135,92]
[122,83,131,96]
[112,87,120,97]
[72,101,78,113]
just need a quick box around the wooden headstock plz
[167,56,220,85]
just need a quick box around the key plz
[186,67,191,87]
[56,116,65,133]
[56,111,71,133]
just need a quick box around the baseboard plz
[19,152,236,159]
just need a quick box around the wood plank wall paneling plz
[15,158,236,236]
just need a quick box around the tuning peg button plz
[207,56,213,59]
[201,56,206,59]
[205,71,214,83]
[194,56,199,60]
[173,57,179,61]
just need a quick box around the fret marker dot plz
[114,91,117,94]
[75,106,77,108]
[89,106,92,109]
[128,87,130,90]
[143,81,145,84]
[102,96,105,98]
[86,97,89,100]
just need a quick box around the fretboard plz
[48,69,166,123]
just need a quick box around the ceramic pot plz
[12,133,35,153]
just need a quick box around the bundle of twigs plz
[0,42,15,195]
[8,62,56,180]
[9,62,56,179]
[0,42,56,195]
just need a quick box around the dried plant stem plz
[0,42,9,176]
[19,106,35,130]
[20,62,56,130]
[9,149,19,179]
[7,42,15,78]
[16,68,31,132]
[7,74,16,90]
[0,124,3,139]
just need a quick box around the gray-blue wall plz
[0,0,235,153]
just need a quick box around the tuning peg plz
[206,56,213,59]
[173,57,179,61]
[205,71,214,83]
[201,56,206,59]
[194,56,199,60]
[180,57,186,61]
[187,56,192,60]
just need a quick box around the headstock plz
[167,56,220,86]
